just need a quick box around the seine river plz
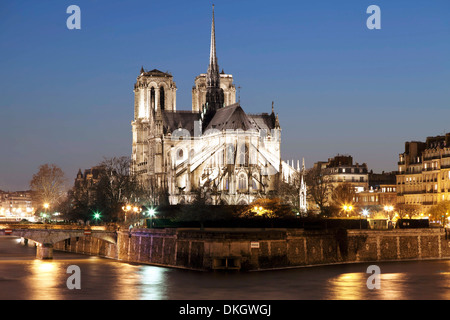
[1,236,450,300]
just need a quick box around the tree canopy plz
[30,163,66,210]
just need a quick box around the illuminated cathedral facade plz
[131,6,306,208]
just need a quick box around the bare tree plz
[305,166,333,214]
[330,182,357,216]
[426,201,450,223]
[396,203,420,219]
[30,164,66,209]
[95,156,141,221]
[275,171,301,212]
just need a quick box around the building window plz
[177,148,184,160]
[252,176,258,190]
[160,86,165,110]
[226,144,235,165]
[150,87,155,110]
[238,174,247,191]
[238,143,248,166]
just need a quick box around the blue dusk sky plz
[0,0,449,191]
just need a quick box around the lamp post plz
[343,205,353,217]
[122,205,132,223]
[43,203,49,223]
[384,205,394,220]
[361,209,369,229]
[147,208,156,228]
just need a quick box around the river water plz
[1,236,450,300]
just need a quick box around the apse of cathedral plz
[131,6,306,208]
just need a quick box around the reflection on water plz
[27,260,60,300]
[139,266,168,300]
[327,272,367,300]
[3,236,450,300]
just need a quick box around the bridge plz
[0,224,118,259]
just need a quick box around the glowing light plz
[43,203,49,209]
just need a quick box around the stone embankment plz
[52,227,450,271]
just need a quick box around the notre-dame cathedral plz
[131,6,306,208]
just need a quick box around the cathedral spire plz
[207,4,220,88]
[203,4,225,131]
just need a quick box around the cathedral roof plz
[205,103,257,131]
[141,69,172,77]
[247,113,277,131]
[162,110,200,136]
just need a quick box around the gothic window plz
[238,174,247,191]
[238,143,248,166]
[249,145,257,166]
[150,87,155,110]
[252,176,258,190]
[160,86,165,110]
[226,144,235,165]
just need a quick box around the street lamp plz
[358,209,369,229]
[384,205,394,219]
[93,211,101,224]
[43,203,50,223]
[147,208,156,228]
[122,205,131,222]
[343,205,353,217]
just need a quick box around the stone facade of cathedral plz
[131,7,305,207]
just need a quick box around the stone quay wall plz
[53,227,450,271]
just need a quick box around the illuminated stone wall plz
[54,228,450,271]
